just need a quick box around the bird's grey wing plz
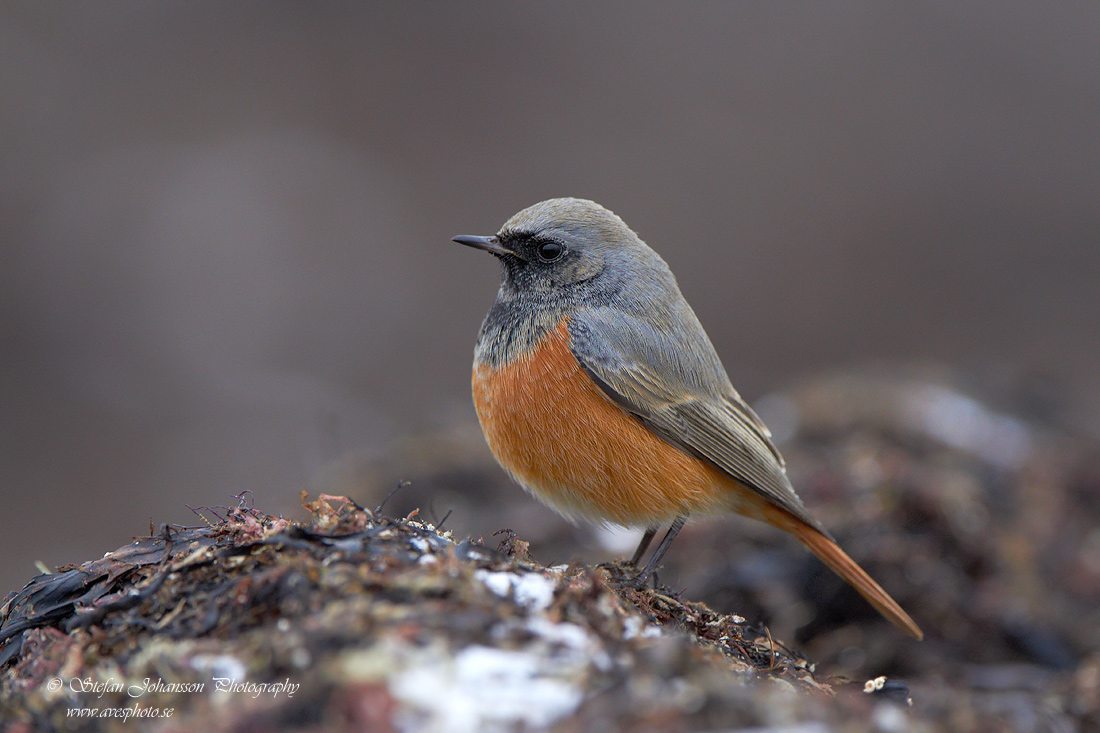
[568,307,826,534]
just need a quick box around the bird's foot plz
[620,569,652,590]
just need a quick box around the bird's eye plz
[536,240,565,262]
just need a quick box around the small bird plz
[454,198,922,639]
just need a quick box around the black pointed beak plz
[452,234,513,257]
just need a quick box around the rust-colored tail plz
[767,508,924,640]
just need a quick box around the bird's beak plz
[452,234,513,257]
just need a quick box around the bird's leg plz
[628,526,657,566]
[625,515,686,589]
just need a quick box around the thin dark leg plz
[640,516,686,578]
[629,527,657,566]
[625,515,686,588]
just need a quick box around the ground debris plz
[0,493,857,732]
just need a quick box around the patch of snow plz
[525,617,590,649]
[475,570,556,610]
[622,615,663,640]
[190,654,246,683]
[390,644,583,733]
[525,616,611,671]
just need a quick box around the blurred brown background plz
[2,3,1098,599]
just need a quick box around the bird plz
[453,197,923,639]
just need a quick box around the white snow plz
[390,644,584,733]
[474,569,557,610]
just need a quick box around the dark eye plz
[536,240,565,262]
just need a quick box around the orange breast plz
[472,318,730,526]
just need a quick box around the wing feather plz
[569,308,827,535]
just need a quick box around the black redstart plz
[454,197,922,639]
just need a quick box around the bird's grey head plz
[453,198,673,302]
